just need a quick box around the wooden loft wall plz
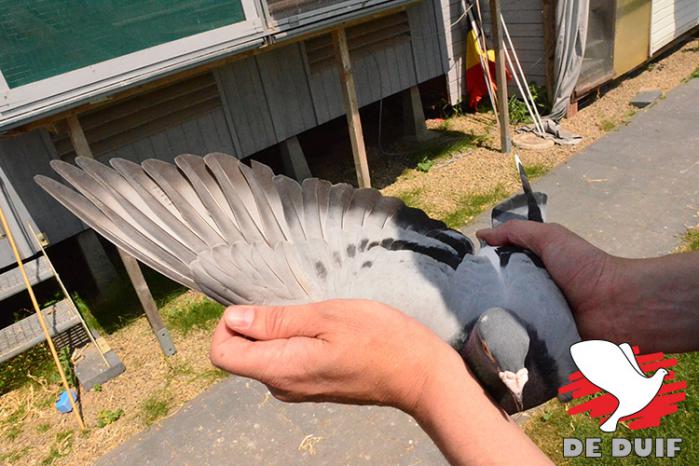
[0,2,448,260]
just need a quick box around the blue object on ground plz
[55,389,78,413]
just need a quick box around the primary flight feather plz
[36,152,580,413]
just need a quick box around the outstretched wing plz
[36,153,472,338]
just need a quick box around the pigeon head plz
[461,307,531,411]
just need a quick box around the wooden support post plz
[332,27,371,188]
[489,0,512,153]
[64,115,176,356]
[117,249,176,356]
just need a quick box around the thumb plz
[224,304,322,341]
[476,220,547,256]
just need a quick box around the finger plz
[476,220,548,256]
[210,330,322,381]
[223,303,327,341]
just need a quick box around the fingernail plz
[225,307,254,329]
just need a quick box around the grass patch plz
[96,408,124,428]
[396,188,424,209]
[598,119,617,132]
[41,430,74,465]
[37,423,51,433]
[1,447,30,464]
[163,299,224,335]
[526,351,698,465]
[141,396,170,426]
[680,228,699,252]
[442,184,508,229]
[5,424,22,440]
[684,65,699,82]
[407,134,485,173]
[524,163,551,180]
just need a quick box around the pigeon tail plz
[491,155,547,226]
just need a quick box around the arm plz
[477,220,699,353]
[211,300,551,465]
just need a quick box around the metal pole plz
[489,0,512,153]
[0,206,85,430]
[27,223,110,368]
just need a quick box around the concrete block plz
[75,344,125,391]
[630,89,662,108]
[401,86,433,141]
[280,136,312,181]
[76,229,118,296]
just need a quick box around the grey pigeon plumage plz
[35,152,580,413]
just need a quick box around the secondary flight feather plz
[36,152,580,413]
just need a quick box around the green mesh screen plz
[0,1,246,88]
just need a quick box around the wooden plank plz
[490,0,512,153]
[117,249,176,356]
[333,28,371,188]
[67,115,94,159]
[256,44,318,141]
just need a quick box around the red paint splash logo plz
[559,346,687,431]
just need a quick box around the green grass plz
[37,423,51,433]
[162,299,224,335]
[681,229,699,251]
[684,65,699,82]
[96,408,124,428]
[442,184,508,229]
[396,188,425,210]
[41,430,74,465]
[598,119,617,132]
[5,424,22,440]
[1,447,30,464]
[141,396,170,426]
[526,352,698,465]
[523,163,551,180]
[407,134,486,173]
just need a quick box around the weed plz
[41,430,74,465]
[416,157,434,172]
[5,424,21,440]
[96,408,124,428]
[598,119,616,132]
[1,447,29,464]
[680,228,699,252]
[163,299,224,335]
[524,164,551,180]
[508,96,531,124]
[396,188,424,209]
[442,185,508,229]
[684,65,699,82]
[141,396,170,426]
[37,423,51,433]
[93,384,102,392]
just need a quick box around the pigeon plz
[570,340,667,432]
[35,152,580,413]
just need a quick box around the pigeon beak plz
[499,368,529,409]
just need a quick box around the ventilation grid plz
[52,73,221,161]
[304,11,411,73]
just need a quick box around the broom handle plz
[27,223,110,368]
[0,206,85,430]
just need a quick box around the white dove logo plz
[569,340,668,433]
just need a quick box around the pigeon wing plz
[36,153,470,338]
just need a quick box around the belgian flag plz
[465,29,511,110]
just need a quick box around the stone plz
[630,89,662,108]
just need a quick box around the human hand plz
[209,299,463,414]
[476,220,618,342]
